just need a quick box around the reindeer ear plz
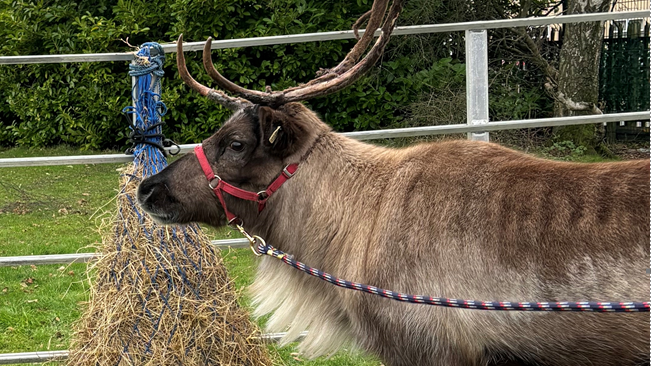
[258,105,308,157]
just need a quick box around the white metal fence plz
[0,10,648,364]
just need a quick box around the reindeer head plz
[137,0,404,227]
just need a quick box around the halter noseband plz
[193,145,298,225]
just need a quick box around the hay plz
[68,149,272,366]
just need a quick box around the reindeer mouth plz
[137,198,179,224]
[144,210,179,225]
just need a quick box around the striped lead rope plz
[256,241,649,312]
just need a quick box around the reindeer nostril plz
[137,177,179,211]
[137,180,158,205]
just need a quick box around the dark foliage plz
[0,0,551,149]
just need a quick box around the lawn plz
[0,142,633,365]
[0,146,380,366]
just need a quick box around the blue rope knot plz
[124,42,179,162]
[129,42,165,78]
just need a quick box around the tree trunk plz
[554,0,610,149]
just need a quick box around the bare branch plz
[556,92,603,114]
[510,27,559,83]
[501,0,560,86]
[543,1,564,16]
[544,83,603,114]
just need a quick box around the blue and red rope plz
[255,240,649,312]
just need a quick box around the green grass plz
[0,146,380,365]
[0,144,621,364]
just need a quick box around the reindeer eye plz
[229,141,244,152]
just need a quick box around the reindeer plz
[137,1,650,365]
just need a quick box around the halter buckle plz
[282,165,295,178]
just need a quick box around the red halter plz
[193,145,298,225]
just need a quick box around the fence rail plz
[1,9,649,365]
[0,332,306,365]
[0,239,250,267]
[0,351,68,365]
[1,109,648,268]
[0,11,646,65]
[0,111,647,168]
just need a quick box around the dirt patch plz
[0,181,52,214]
[0,181,72,215]
[0,201,34,215]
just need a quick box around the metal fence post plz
[131,68,137,125]
[465,30,489,141]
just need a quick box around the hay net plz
[67,43,271,366]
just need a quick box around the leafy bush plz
[541,140,588,160]
[0,0,442,149]
[0,0,552,150]
[489,63,547,122]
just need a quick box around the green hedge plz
[1,0,549,150]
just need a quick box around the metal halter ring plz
[228,217,244,228]
[208,175,221,189]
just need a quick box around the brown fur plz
[138,103,650,366]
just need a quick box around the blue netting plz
[68,42,269,366]
[124,42,169,177]
[117,43,210,363]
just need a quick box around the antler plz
[176,35,252,111]
[179,0,405,108]
[329,0,390,75]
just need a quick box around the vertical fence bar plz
[131,61,137,126]
[465,30,490,141]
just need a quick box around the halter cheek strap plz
[193,145,298,224]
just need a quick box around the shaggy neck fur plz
[242,131,388,357]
